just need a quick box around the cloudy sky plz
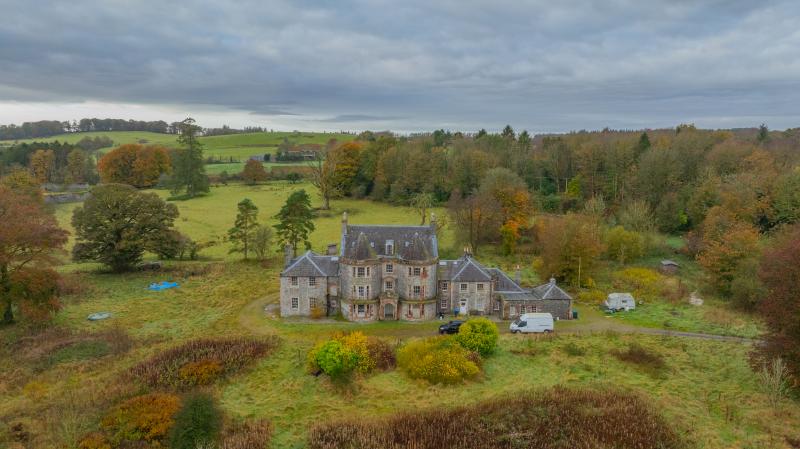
[1,0,799,133]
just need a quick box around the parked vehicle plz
[604,293,636,312]
[438,320,464,334]
[509,313,554,334]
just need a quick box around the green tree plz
[455,317,499,357]
[228,198,260,260]
[605,226,644,264]
[757,123,769,144]
[252,225,273,262]
[170,118,209,198]
[168,393,222,449]
[72,184,179,272]
[273,190,315,257]
[501,125,515,140]
[410,192,435,225]
[65,148,87,184]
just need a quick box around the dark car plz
[438,320,464,334]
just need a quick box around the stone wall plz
[440,281,492,316]
[340,262,381,301]
[279,276,329,317]
[395,262,437,300]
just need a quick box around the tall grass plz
[308,386,684,449]
[130,337,279,388]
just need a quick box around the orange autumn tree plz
[479,168,532,255]
[242,159,268,185]
[98,144,171,188]
[29,148,55,184]
[0,186,68,324]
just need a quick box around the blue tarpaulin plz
[148,281,179,291]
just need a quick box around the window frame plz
[308,276,317,286]
[291,297,299,309]
[413,285,421,297]
[413,267,421,276]
[385,263,393,274]
[385,280,393,291]
[441,281,449,291]
[290,276,298,286]
[460,283,468,292]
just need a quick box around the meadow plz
[1,181,797,448]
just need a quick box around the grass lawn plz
[2,181,792,449]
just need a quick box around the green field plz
[2,182,797,449]
[0,130,354,167]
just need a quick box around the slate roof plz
[342,224,438,261]
[486,268,526,293]
[528,278,573,300]
[438,255,492,282]
[281,251,339,277]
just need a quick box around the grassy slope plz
[2,183,795,448]
[0,130,354,174]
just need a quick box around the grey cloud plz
[0,0,798,132]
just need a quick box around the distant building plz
[278,213,573,321]
[660,260,680,275]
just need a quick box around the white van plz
[510,313,554,334]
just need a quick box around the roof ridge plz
[304,251,326,276]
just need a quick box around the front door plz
[459,299,468,315]
[383,303,395,319]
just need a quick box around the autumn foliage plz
[757,224,800,385]
[308,387,683,449]
[97,143,171,188]
[130,337,278,388]
[0,186,68,324]
[101,393,181,445]
[241,159,267,185]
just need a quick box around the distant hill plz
[0,130,355,158]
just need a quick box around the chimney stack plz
[514,265,521,285]
[327,243,338,256]
[549,277,556,286]
[341,211,348,237]
[430,212,437,231]
[284,245,294,267]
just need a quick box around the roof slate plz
[282,251,339,277]
[342,224,437,260]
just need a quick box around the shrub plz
[397,337,480,385]
[131,337,279,388]
[101,393,181,444]
[178,359,223,385]
[309,340,360,380]
[578,289,606,304]
[221,419,272,449]
[562,341,586,356]
[612,343,666,375]
[757,357,790,407]
[455,318,498,357]
[77,432,111,449]
[308,387,684,449]
[169,392,222,449]
[306,332,393,380]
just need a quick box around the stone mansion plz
[279,213,572,322]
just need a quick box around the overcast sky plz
[1,0,799,133]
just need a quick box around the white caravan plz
[604,292,636,312]
[510,313,554,334]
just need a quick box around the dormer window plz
[385,240,394,255]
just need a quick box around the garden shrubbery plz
[100,392,181,445]
[455,317,498,357]
[397,336,480,385]
[131,337,279,388]
[306,332,395,381]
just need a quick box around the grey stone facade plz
[278,213,573,321]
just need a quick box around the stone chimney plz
[327,243,338,256]
[430,212,437,231]
[284,245,294,267]
[341,211,348,237]
[549,277,556,286]
[514,265,521,285]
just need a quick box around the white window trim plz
[460,283,468,292]
[291,276,298,286]
[385,263,393,274]
[309,276,316,286]
[441,281,449,291]
[291,297,299,309]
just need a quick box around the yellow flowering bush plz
[397,337,480,385]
